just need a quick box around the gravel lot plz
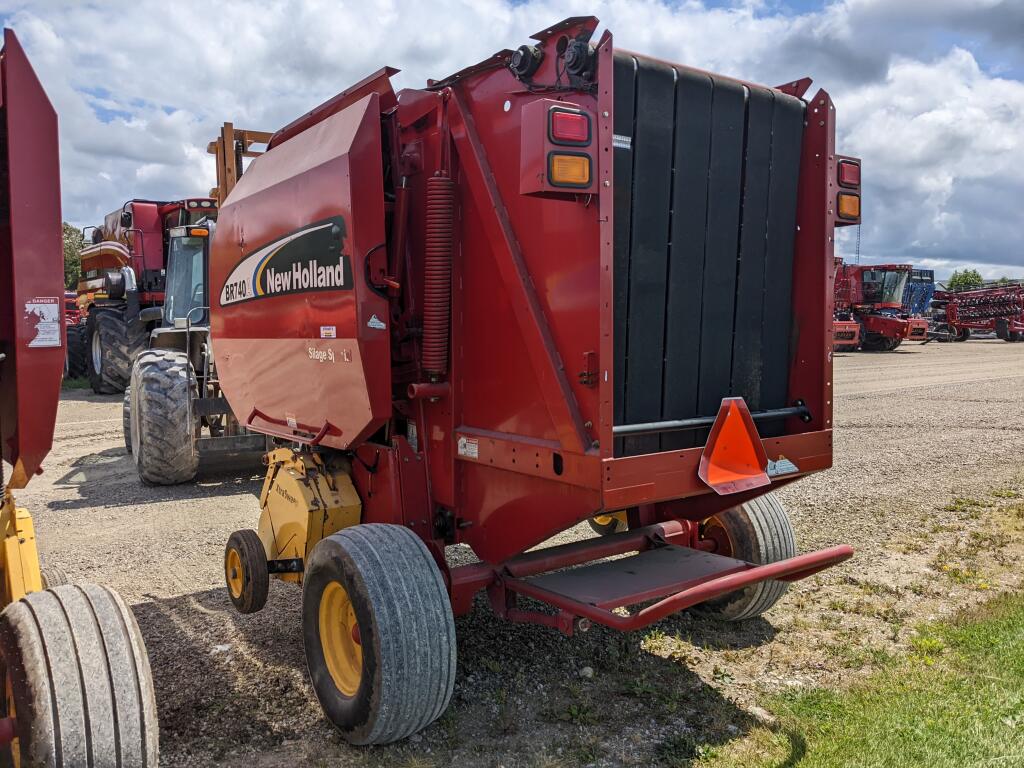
[19,339,1024,767]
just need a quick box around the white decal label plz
[308,347,336,363]
[457,436,479,460]
[320,325,336,339]
[367,314,386,330]
[25,297,61,348]
[612,133,632,150]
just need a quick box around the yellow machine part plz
[257,448,361,584]
[0,491,43,605]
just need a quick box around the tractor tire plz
[87,310,146,394]
[66,324,88,378]
[859,334,891,352]
[40,564,69,589]
[0,584,159,768]
[695,493,797,621]
[588,512,627,536]
[123,385,133,454]
[130,349,199,485]
[302,524,456,745]
[225,529,269,614]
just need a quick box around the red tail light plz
[549,108,590,145]
[838,160,860,188]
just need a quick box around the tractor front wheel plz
[302,524,456,745]
[0,584,159,767]
[86,310,141,394]
[695,493,797,621]
[130,349,199,485]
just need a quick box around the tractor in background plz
[932,283,1024,342]
[833,261,928,351]
[211,16,855,745]
[0,28,157,766]
[125,123,274,482]
[76,195,218,393]
[126,218,270,482]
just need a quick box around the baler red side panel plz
[210,94,391,450]
[0,29,63,489]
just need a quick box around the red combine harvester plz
[833,261,928,351]
[211,17,855,744]
[75,194,217,393]
[932,284,1024,342]
[0,29,157,765]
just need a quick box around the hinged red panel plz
[0,29,63,489]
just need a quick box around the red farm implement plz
[0,28,158,764]
[833,260,928,351]
[75,194,218,394]
[208,17,854,744]
[932,284,1024,342]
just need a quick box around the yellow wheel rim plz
[226,548,244,599]
[593,511,627,527]
[319,581,363,697]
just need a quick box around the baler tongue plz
[697,398,771,495]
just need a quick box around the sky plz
[4,0,1023,278]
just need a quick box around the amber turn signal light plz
[548,153,591,187]
[837,193,860,220]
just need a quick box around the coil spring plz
[422,174,455,378]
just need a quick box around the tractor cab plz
[162,221,212,329]
[859,267,910,309]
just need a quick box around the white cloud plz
[3,0,1022,277]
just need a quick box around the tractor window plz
[164,236,207,324]
[186,208,217,224]
[862,270,909,305]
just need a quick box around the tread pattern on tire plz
[700,493,797,621]
[307,524,456,745]
[66,325,88,379]
[122,386,133,455]
[87,311,147,394]
[0,583,159,767]
[225,530,269,614]
[131,349,199,485]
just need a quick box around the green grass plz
[699,591,1024,768]
[61,376,91,390]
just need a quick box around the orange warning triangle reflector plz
[697,397,771,496]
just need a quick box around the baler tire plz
[66,324,88,378]
[955,328,971,342]
[123,385,133,454]
[0,584,159,768]
[1008,332,1022,343]
[588,512,627,536]
[695,493,796,622]
[130,349,199,485]
[302,524,456,745]
[224,529,269,614]
[40,564,69,589]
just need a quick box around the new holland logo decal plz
[220,216,353,306]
